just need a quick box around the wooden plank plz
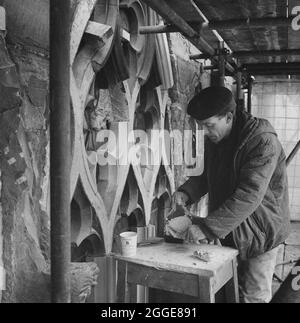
[94,257,107,303]
[124,263,130,303]
[117,260,127,303]
[123,263,138,303]
[114,243,238,303]
[213,260,234,293]
[85,21,113,39]
[224,259,239,303]
[136,225,156,303]
[106,256,117,302]
[141,0,236,72]
[141,0,198,38]
[198,276,215,303]
[126,283,139,303]
[113,243,238,277]
[127,263,200,297]
[93,256,117,303]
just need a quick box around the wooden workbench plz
[113,242,239,303]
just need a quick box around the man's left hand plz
[188,225,209,244]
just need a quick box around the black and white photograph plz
[0,0,300,307]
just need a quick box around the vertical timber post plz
[247,76,254,114]
[50,0,71,303]
[236,70,244,110]
[218,42,226,87]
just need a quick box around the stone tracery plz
[70,0,175,269]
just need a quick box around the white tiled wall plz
[252,81,300,221]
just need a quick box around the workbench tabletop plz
[112,242,239,277]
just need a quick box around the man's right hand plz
[174,191,189,206]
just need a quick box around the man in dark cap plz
[175,86,291,303]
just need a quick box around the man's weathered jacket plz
[179,110,291,259]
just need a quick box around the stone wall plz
[167,33,210,189]
[0,36,50,302]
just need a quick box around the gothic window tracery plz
[70,1,175,278]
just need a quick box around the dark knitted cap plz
[187,86,236,121]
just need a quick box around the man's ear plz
[226,112,233,123]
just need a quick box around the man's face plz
[196,114,232,144]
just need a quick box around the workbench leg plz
[198,277,215,303]
[124,284,130,302]
[116,260,125,302]
[123,263,138,303]
[137,285,148,303]
[225,259,240,303]
[124,262,130,303]
[125,282,137,303]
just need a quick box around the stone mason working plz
[174,86,291,303]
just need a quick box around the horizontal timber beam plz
[247,70,300,76]
[190,53,212,60]
[141,0,235,74]
[204,16,294,30]
[243,63,300,75]
[190,49,300,60]
[244,62,300,69]
[233,49,300,58]
[188,0,236,73]
[140,16,295,34]
[141,0,198,38]
[140,24,180,34]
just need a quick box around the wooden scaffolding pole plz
[50,0,71,303]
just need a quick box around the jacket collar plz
[235,110,277,154]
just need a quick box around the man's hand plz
[174,191,189,206]
[188,225,208,244]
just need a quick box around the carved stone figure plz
[70,262,100,303]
